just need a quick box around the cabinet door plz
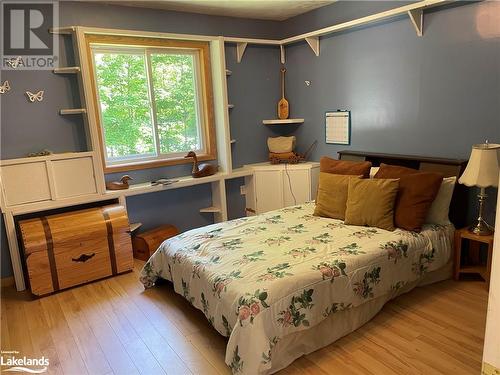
[255,170,283,214]
[1,162,52,206]
[283,169,310,207]
[52,157,97,199]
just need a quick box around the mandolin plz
[277,67,289,119]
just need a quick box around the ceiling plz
[110,0,335,21]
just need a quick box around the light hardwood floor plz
[1,261,488,375]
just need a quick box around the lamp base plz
[468,218,494,236]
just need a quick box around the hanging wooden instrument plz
[277,67,289,120]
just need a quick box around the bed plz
[140,151,467,375]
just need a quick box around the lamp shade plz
[459,143,500,188]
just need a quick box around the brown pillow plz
[314,173,360,220]
[375,164,443,232]
[374,163,419,178]
[320,157,372,178]
[344,178,399,231]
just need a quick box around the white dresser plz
[244,162,320,215]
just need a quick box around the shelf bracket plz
[408,9,423,36]
[305,37,320,57]
[280,45,286,64]
[236,42,248,63]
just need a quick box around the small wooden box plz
[19,205,133,296]
[132,224,179,261]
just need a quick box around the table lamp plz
[459,142,500,235]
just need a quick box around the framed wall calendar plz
[325,110,351,145]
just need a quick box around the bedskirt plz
[265,262,452,374]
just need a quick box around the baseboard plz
[482,362,500,375]
[1,276,15,288]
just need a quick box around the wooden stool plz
[454,227,494,289]
[132,224,179,261]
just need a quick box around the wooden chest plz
[132,224,179,261]
[19,205,133,296]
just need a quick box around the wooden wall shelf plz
[53,67,81,74]
[223,0,448,63]
[262,118,304,125]
[60,108,87,115]
[199,206,222,213]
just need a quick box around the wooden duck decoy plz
[106,175,133,190]
[185,151,218,178]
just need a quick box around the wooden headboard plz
[338,150,468,228]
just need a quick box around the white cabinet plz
[51,156,98,199]
[1,162,52,206]
[244,162,319,215]
[0,152,100,211]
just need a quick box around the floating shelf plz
[226,69,232,76]
[228,104,235,109]
[229,167,254,179]
[53,66,80,74]
[60,108,87,115]
[128,222,142,233]
[223,0,448,63]
[49,26,76,35]
[199,206,222,213]
[262,118,304,125]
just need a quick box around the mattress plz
[140,202,454,374]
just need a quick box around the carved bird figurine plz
[185,151,218,178]
[106,175,133,190]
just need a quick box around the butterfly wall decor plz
[0,81,11,94]
[6,56,23,69]
[26,90,44,102]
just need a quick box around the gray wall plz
[226,44,282,168]
[282,1,499,223]
[0,2,281,277]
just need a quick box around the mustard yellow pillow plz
[314,173,360,220]
[344,178,399,231]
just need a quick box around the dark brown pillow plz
[374,163,419,178]
[320,157,372,178]
[375,164,443,232]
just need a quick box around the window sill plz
[103,153,216,174]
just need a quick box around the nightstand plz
[454,227,494,289]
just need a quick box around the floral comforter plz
[140,203,453,374]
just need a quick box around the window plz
[86,35,216,172]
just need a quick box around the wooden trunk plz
[132,224,179,261]
[19,205,133,296]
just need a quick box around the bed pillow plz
[320,157,372,178]
[374,163,418,178]
[369,167,379,178]
[374,164,443,231]
[314,173,360,220]
[344,178,399,231]
[425,176,457,225]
